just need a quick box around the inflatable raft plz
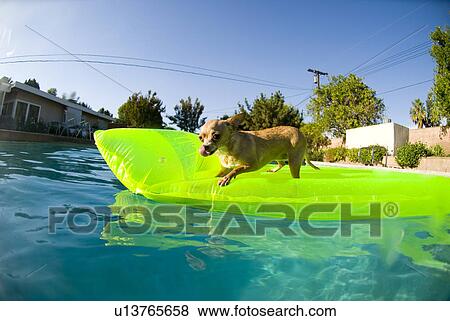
[94,129,450,219]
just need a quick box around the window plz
[15,101,28,123]
[28,104,40,123]
[1,102,14,117]
[11,100,41,123]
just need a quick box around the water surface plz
[0,141,448,300]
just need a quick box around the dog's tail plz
[305,151,320,170]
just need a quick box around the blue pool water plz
[0,141,449,300]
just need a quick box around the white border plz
[0,301,447,321]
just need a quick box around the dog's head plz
[198,113,244,157]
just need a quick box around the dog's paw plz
[218,176,231,186]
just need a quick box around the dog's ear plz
[225,113,245,128]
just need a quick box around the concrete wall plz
[417,157,450,172]
[409,127,450,153]
[383,156,400,168]
[394,123,410,152]
[0,129,93,145]
[384,155,450,172]
[346,122,409,155]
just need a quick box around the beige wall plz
[417,157,450,172]
[5,89,65,123]
[409,127,450,153]
[329,137,344,148]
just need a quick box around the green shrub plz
[346,145,386,165]
[429,144,445,157]
[18,120,49,133]
[347,148,359,163]
[358,148,372,165]
[395,142,428,168]
[0,116,17,130]
[369,145,388,165]
[324,146,346,162]
[415,142,432,157]
[309,149,325,162]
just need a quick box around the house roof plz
[12,82,114,121]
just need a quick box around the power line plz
[0,58,307,90]
[360,51,429,77]
[346,24,429,75]
[295,94,313,107]
[204,91,313,115]
[0,53,308,90]
[293,79,433,107]
[377,79,432,95]
[338,0,430,57]
[25,25,135,94]
[206,79,434,116]
[292,69,328,108]
[355,41,430,74]
[285,91,312,98]
[356,41,430,71]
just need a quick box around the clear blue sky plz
[0,0,448,127]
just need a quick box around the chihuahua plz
[198,114,319,186]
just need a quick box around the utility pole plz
[307,69,328,89]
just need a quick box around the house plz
[0,78,113,131]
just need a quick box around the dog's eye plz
[198,135,203,142]
[213,134,220,140]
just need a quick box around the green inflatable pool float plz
[94,128,450,219]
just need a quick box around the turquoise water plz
[0,141,449,300]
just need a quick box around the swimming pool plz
[0,141,449,300]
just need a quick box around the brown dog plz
[198,114,319,186]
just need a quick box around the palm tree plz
[410,99,426,128]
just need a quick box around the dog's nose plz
[199,145,210,156]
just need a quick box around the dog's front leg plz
[216,167,232,177]
[267,161,285,173]
[218,165,252,186]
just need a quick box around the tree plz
[307,74,385,139]
[62,91,79,104]
[62,91,91,109]
[47,88,57,96]
[79,101,92,109]
[410,98,427,128]
[410,96,440,128]
[301,122,330,151]
[98,107,113,118]
[167,97,206,132]
[425,92,440,127]
[238,91,303,130]
[24,78,40,89]
[429,26,450,126]
[118,91,165,128]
